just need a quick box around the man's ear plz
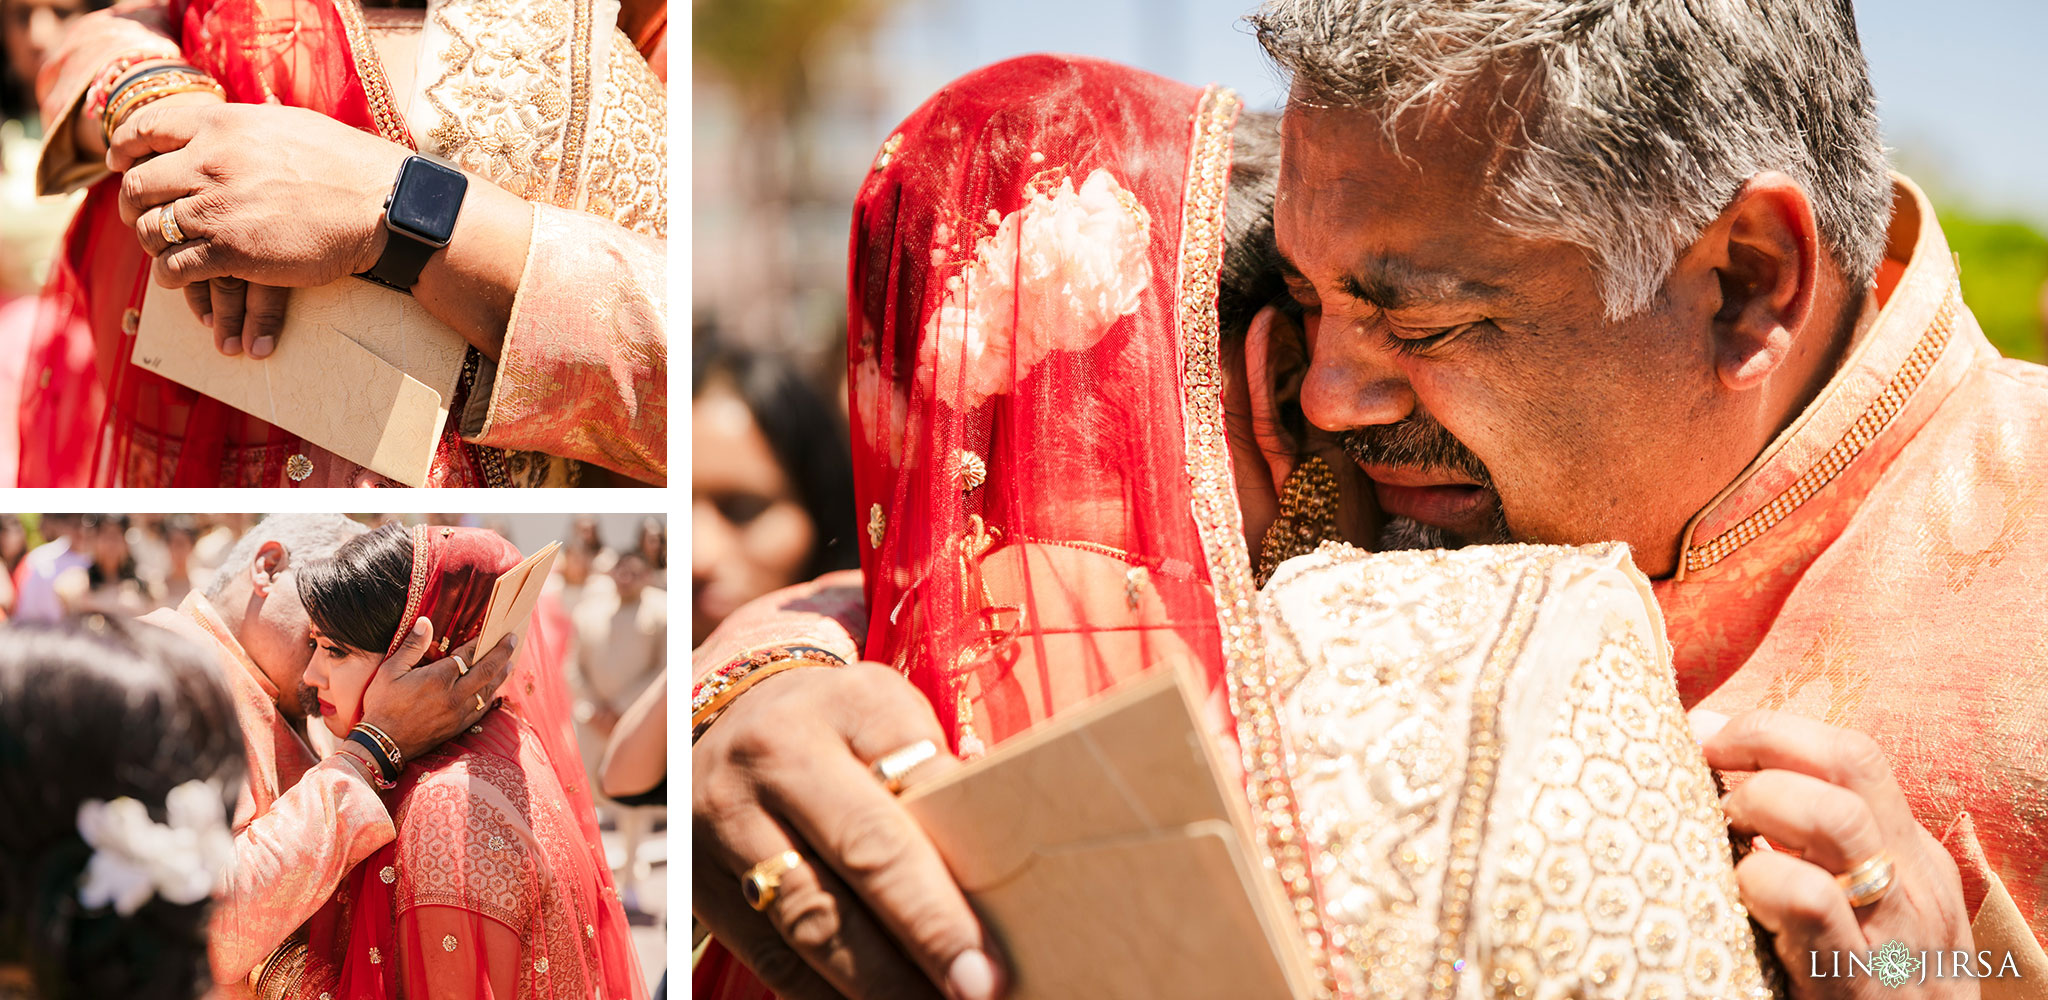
[1699,171,1818,392]
[249,540,288,596]
[1246,304,1312,487]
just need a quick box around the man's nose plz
[1300,317,1416,433]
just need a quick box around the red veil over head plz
[847,54,1259,754]
[307,525,643,999]
[700,56,1333,999]
[20,0,493,486]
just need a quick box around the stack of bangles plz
[343,722,404,788]
[90,58,225,147]
[691,644,849,741]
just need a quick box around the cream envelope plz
[898,666,1313,1000]
[476,541,561,661]
[132,278,470,486]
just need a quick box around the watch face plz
[387,157,468,247]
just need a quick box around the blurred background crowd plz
[0,511,672,983]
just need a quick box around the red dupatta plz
[20,0,494,486]
[700,54,1333,997]
[306,525,643,999]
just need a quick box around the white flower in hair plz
[77,779,234,916]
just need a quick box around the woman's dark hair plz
[692,329,861,578]
[1218,110,1285,345]
[82,513,138,588]
[296,523,415,656]
[0,615,245,1000]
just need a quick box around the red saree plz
[697,54,1334,997]
[21,0,495,486]
[299,525,644,999]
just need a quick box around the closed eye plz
[1382,320,1485,357]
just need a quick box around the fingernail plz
[250,335,276,358]
[221,335,241,355]
[413,619,430,636]
[200,312,213,328]
[1689,709,1731,745]
[947,950,997,1000]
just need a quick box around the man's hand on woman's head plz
[360,618,519,762]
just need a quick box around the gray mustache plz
[1338,413,1492,487]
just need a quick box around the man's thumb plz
[382,618,433,675]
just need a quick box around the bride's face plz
[303,625,385,738]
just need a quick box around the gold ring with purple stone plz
[740,849,803,911]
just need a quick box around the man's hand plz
[693,662,1002,1000]
[109,102,410,295]
[1697,710,1976,999]
[361,618,518,762]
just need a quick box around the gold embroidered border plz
[552,0,596,207]
[389,523,433,656]
[333,0,417,149]
[1425,559,1551,1000]
[1685,284,1959,572]
[1174,85,1338,999]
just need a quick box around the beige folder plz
[132,279,470,486]
[475,540,561,661]
[898,666,1314,1000]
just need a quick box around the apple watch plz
[358,154,468,294]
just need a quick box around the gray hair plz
[203,513,369,603]
[1250,0,1892,318]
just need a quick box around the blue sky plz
[867,0,2048,224]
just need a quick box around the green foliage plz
[693,0,894,114]
[1936,207,2048,362]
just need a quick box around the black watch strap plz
[358,228,438,294]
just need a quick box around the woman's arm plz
[32,0,179,195]
[600,670,665,800]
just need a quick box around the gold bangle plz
[352,722,403,771]
[334,743,394,790]
[105,75,223,141]
[690,659,834,736]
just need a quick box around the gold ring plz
[451,653,470,677]
[475,692,487,713]
[741,850,803,911]
[159,202,187,246]
[869,739,940,795]
[1837,852,1895,908]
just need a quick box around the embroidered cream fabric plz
[1262,543,1773,999]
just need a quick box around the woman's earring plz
[1257,455,1338,588]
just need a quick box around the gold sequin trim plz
[390,523,433,657]
[874,132,903,171]
[333,0,415,148]
[1684,284,1959,573]
[551,0,596,207]
[1174,85,1337,999]
[1425,561,1551,1000]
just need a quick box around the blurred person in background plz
[692,335,859,645]
[573,513,618,574]
[0,615,245,1000]
[0,513,25,613]
[188,512,247,579]
[156,513,200,608]
[54,511,148,616]
[633,514,666,589]
[570,546,666,891]
[12,511,85,622]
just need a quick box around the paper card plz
[476,541,561,660]
[899,666,1313,999]
[133,278,470,486]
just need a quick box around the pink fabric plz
[471,203,669,485]
[1656,178,2048,945]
